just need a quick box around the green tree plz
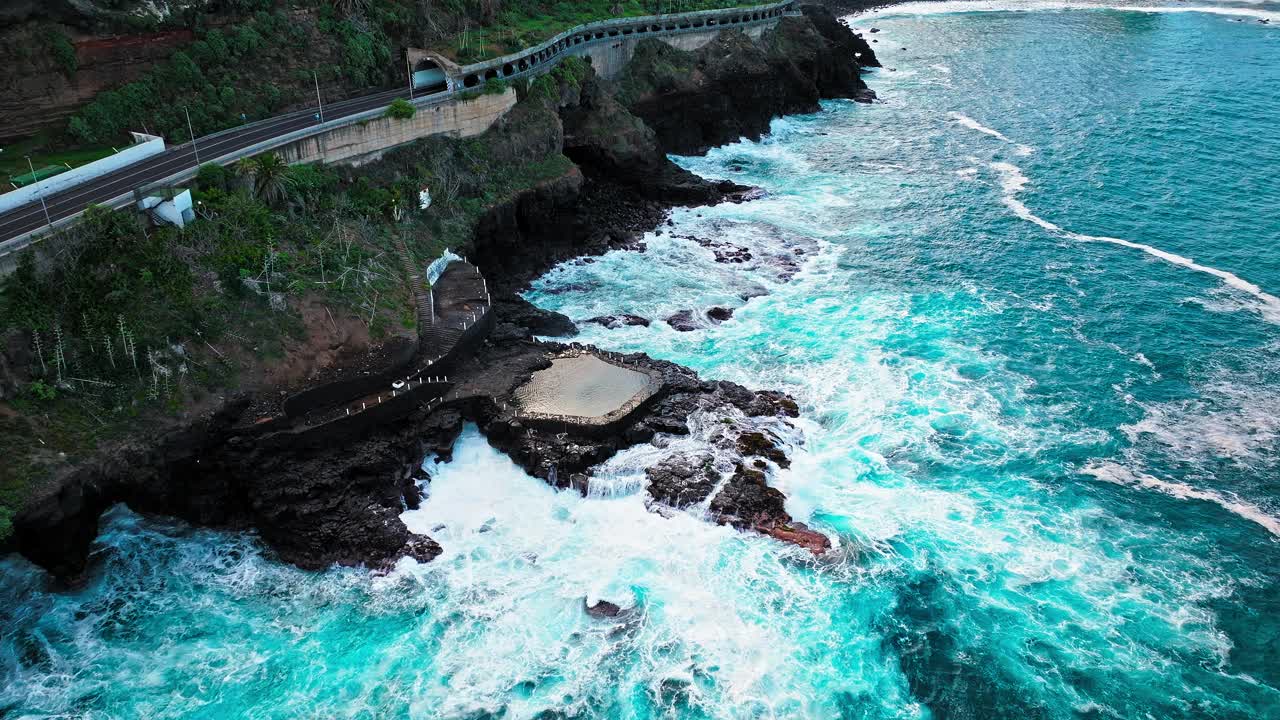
[239,153,293,206]
[385,98,416,119]
[44,28,78,75]
[196,162,230,191]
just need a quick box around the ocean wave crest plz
[1082,462,1280,537]
[849,1,1280,25]
[949,112,1035,155]
[989,161,1280,323]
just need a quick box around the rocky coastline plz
[6,5,878,581]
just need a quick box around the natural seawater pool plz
[3,3,1280,718]
[515,354,652,417]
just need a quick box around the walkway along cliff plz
[3,4,880,579]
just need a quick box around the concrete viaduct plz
[0,0,798,272]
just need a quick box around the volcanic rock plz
[666,310,699,332]
[586,314,651,329]
[646,453,720,508]
[585,598,624,618]
[736,430,789,468]
[706,307,734,323]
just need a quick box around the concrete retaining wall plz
[0,134,165,214]
[275,89,518,167]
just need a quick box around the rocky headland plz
[5,5,877,581]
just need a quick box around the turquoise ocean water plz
[3,4,1279,717]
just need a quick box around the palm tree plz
[252,153,292,207]
[235,153,292,207]
[234,156,258,195]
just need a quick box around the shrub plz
[553,56,589,88]
[385,98,416,119]
[27,381,57,402]
[529,74,559,103]
[196,162,230,191]
[44,28,78,75]
[482,77,508,95]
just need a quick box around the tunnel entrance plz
[413,58,449,94]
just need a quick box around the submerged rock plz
[584,598,625,618]
[706,306,734,323]
[666,310,699,332]
[586,314,651,329]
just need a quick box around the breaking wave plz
[990,161,1280,323]
[949,112,1035,155]
[850,0,1280,24]
[1083,462,1280,537]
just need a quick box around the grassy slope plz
[0,133,116,187]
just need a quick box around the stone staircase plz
[394,238,433,332]
[417,324,464,361]
[389,243,493,379]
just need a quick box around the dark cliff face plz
[13,395,463,580]
[615,7,878,155]
[468,62,752,292]
[9,7,868,579]
[801,4,881,69]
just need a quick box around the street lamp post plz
[184,107,200,165]
[26,156,53,228]
[406,55,414,100]
[313,71,325,123]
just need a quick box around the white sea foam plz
[850,1,1280,24]
[949,112,1035,155]
[989,161,1280,323]
[1122,367,1280,464]
[395,426,853,717]
[1082,462,1280,537]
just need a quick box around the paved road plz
[0,86,418,248]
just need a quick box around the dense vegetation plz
[0,82,578,540]
[67,2,396,144]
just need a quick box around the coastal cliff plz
[4,5,874,580]
[616,11,878,153]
